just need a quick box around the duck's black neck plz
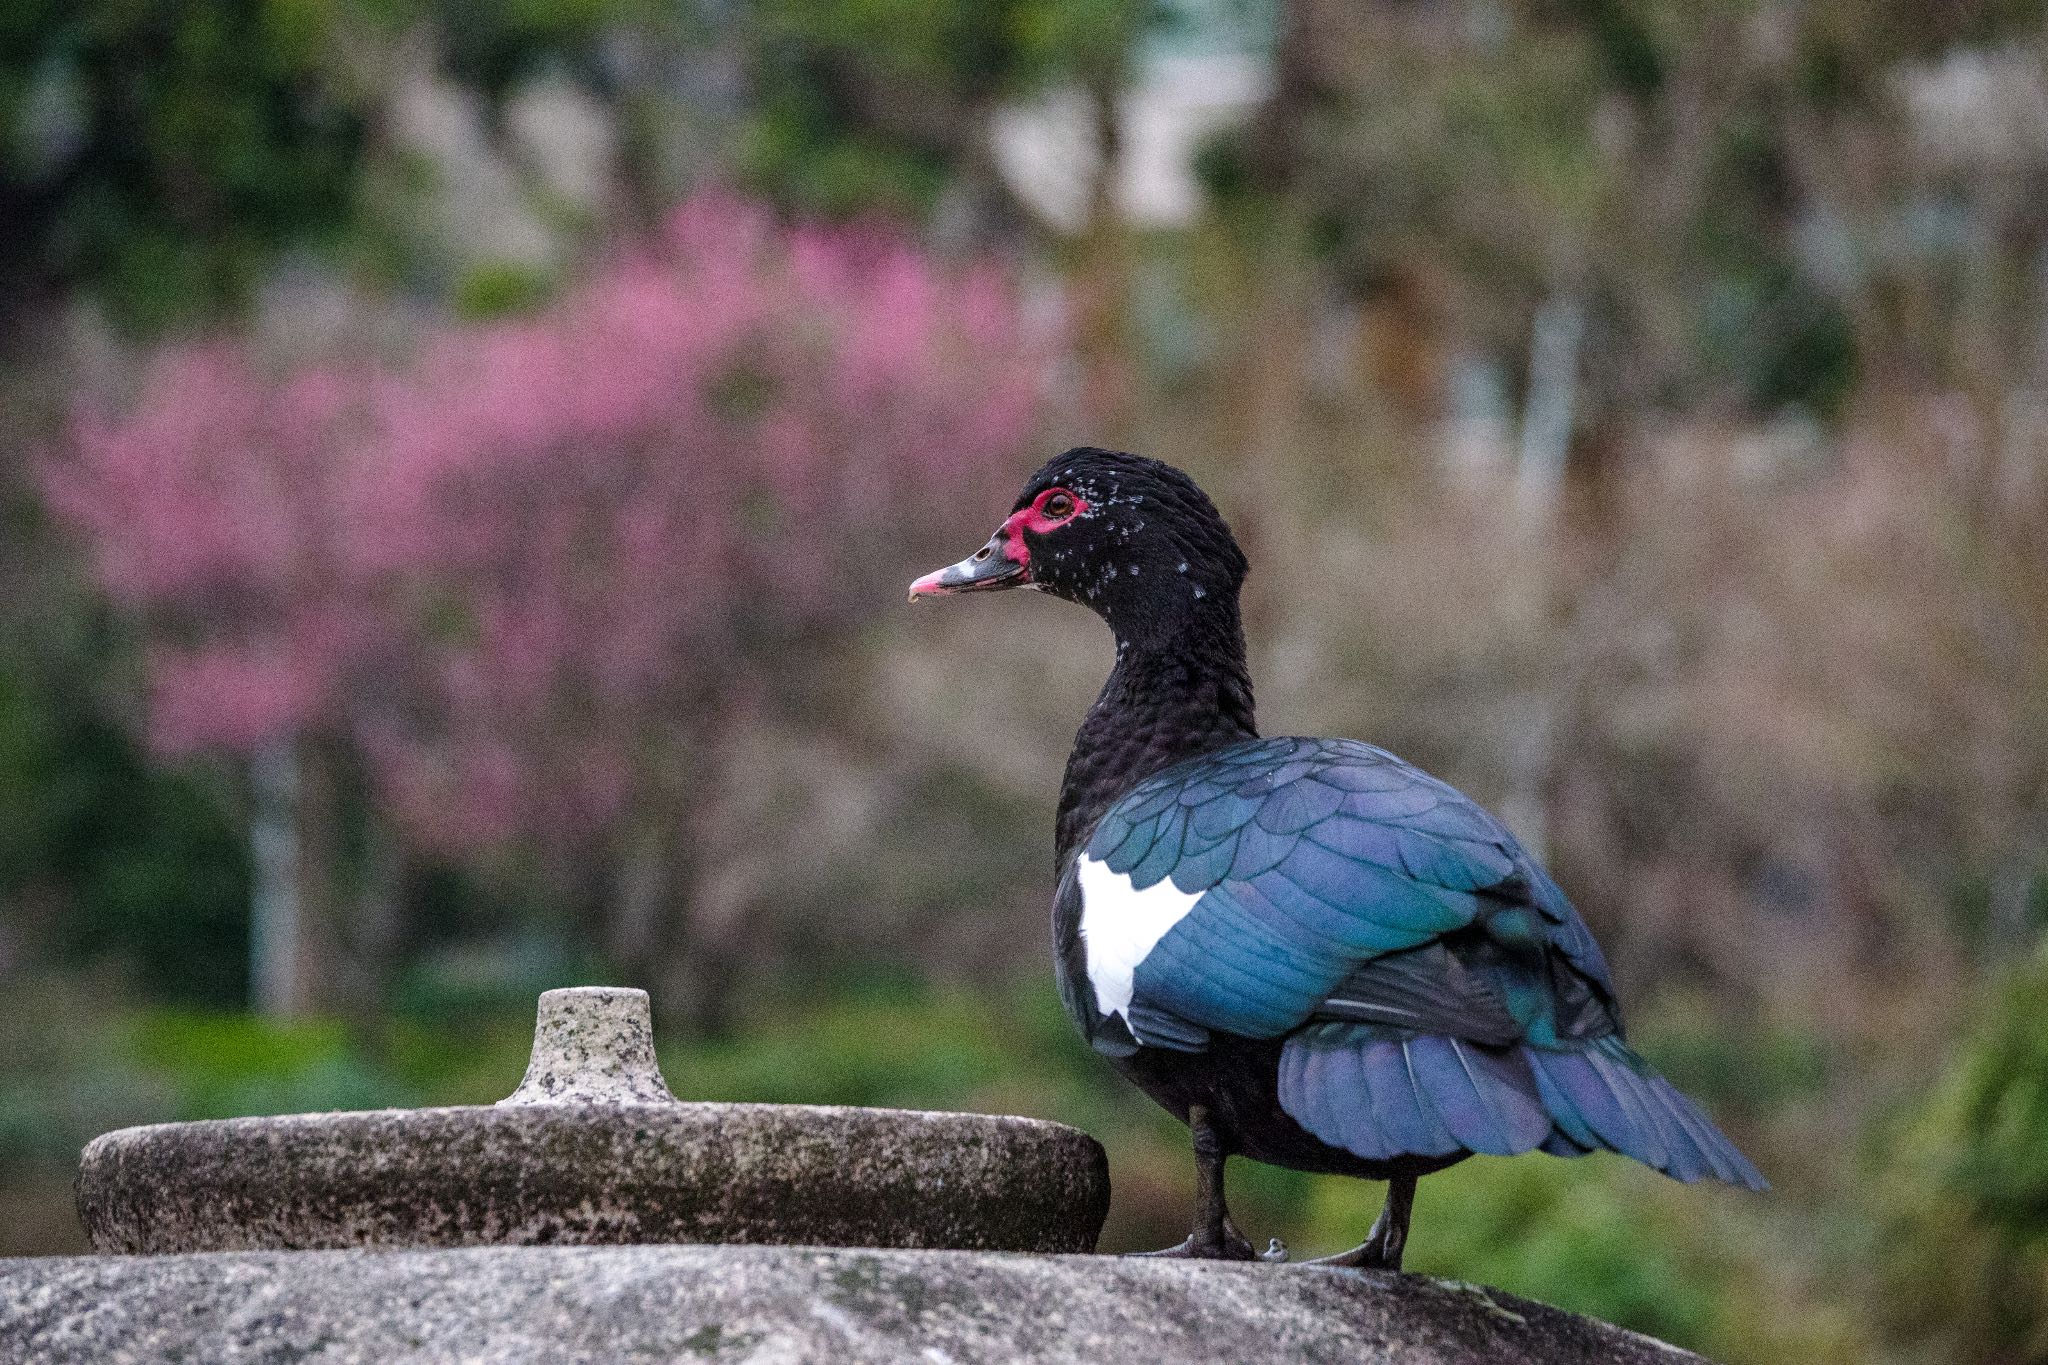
[1054,599,1258,869]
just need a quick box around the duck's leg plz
[1130,1105,1288,1262]
[1305,1174,1416,1270]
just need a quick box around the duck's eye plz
[1044,492,1075,519]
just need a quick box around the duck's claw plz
[1126,1235,1204,1258]
[1126,1222,1283,1262]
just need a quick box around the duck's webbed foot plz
[1303,1173,1415,1271]
[1302,1237,1395,1269]
[1126,1105,1289,1262]
[1129,1219,1288,1262]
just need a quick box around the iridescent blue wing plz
[1083,737,1615,1046]
[1073,737,1764,1188]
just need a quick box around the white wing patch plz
[1076,854,1203,1021]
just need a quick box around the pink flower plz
[49,192,1062,857]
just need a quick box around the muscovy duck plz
[909,449,1764,1268]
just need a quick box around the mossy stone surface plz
[0,1246,1704,1364]
[499,986,680,1106]
[77,986,1110,1255]
[76,1103,1110,1254]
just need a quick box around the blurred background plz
[2,1,2046,1359]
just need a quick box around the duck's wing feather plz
[1071,736,1766,1189]
[1080,736,1619,1051]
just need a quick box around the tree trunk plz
[247,734,361,1020]
[610,819,669,989]
[1074,70,1135,442]
[609,815,739,1038]
[249,738,303,1018]
[1515,290,1586,525]
[1500,285,1587,860]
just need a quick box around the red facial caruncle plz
[906,485,1088,599]
[995,486,1088,568]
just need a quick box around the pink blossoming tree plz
[51,193,1053,1019]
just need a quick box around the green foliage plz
[452,258,556,318]
[739,101,950,220]
[0,610,249,1007]
[1318,1158,1718,1342]
[666,982,1135,1129]
[1561,0,1667,99]
[1211,0,1872,416]
[1312,1155,1868,1364]
[2,0,370,332]
[0,979,167,1177]
[1628,991,1832,1122]
[737,0,1152,217]
[1879,939,2048,1361]
[1923,944,2048,1240]
[416,0,653,98]
[0,0,648,333]
[751,0,1144,96]
[125,1011,400,1119]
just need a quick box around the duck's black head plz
[909,448,1247,648]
